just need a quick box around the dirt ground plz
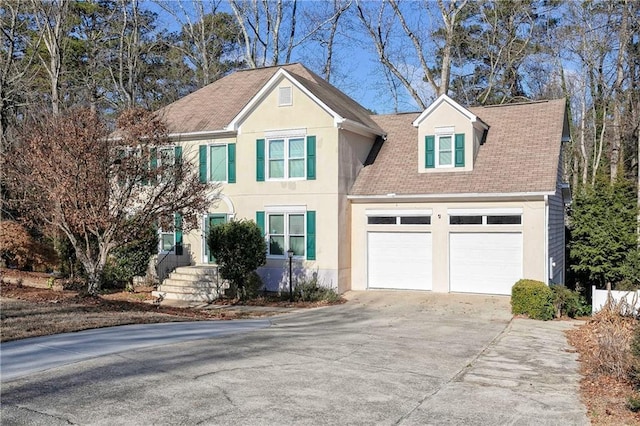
[0,268,339,343]
[567,315,640,425]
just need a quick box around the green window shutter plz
[174,213,183,256]
[306,135,316,180]
[256,139,265,182]
[227,143,236,183]
[454,134,465,167]
[425,136,435,168]
[256,211,265,236]
[306,211,316,261]
[174,145,182,163]
[199,145,207,183]
[149,147,158,185]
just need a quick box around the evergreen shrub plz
[511,279,554,320]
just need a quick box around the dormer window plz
[437,135,453,167]
[425,128,464,169]
[414,94,489,173]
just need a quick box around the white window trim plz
[265,211,306,259]
[435,134,454,168]
[265,205,306,213]
[447,208,523,215]
[435,126,455,135]
[265,128,307,139]
[158,229,176,254]
[266,136,306,181]
[366,209,433,216]
[157,146,176,166]
[208,143,229,183]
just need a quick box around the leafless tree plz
[30,0,69,115]
[7,108,215,294]
[356,0,468,109]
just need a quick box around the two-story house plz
[152,63,570,301]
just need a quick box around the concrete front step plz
[165,273,219,282]
[172,266,220,276]
[155,283,225,294]
[151,290,220,303]
[161,278,223,289]
[155,264,228,302]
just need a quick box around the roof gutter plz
[336,118,385,138]
[347,191,554,203]
[167,129,237,142]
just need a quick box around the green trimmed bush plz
[550,285,591,318]
[511,279,554,320]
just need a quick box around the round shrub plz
[511,279,554,321]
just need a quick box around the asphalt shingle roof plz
[350,99,566,196]
[157,63,382,135]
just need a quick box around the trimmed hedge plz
[511,279,554,321]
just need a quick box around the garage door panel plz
[368,232,432,290]
[450,233,522,295]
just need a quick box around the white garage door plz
[368,232,432,290]
[450,233,522,295]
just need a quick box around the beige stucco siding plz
[171,75,377,290]
[417,102,474,173]
[337,131,376,292]
[350,199,548,292]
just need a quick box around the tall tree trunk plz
[610,1,630,182]
[31,0,68,115]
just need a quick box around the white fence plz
[592,285,640,315]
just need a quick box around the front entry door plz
[205,214,227,263]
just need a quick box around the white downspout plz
[544,195,549,285]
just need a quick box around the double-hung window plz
[437,135,453,167]
[256,209,316,260]
[158,213,183,255]
[268,137,305,179]
[209,145,227,182]
[158,147,175,166]
[425,131,464,169]
[199,143,236,183]
[267,213,305,256]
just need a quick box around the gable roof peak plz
[412,94,486,128]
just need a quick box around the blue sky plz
[147,0,418,115]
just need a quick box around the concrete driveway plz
[0,291,588,425]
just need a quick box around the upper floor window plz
[437,135,453,167]
[256,135,316,182]
[199,143,236,184]
[268,137,305,179]
[210,145,227,182]
[426,133,465,169]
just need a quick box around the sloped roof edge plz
[226,68,384,136]
[412,94,488,129]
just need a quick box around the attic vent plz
[278,86,292,106]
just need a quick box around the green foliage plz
[511,279,554,321]
[292,271,341,303]
[627,394,640,412]
[103,225,157,289]
[617,250,640,290]
[550,285,590,318]
[54,236,84,279]
[243,271,264,300]
[569,177,639,289]
[207,220,266,300]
